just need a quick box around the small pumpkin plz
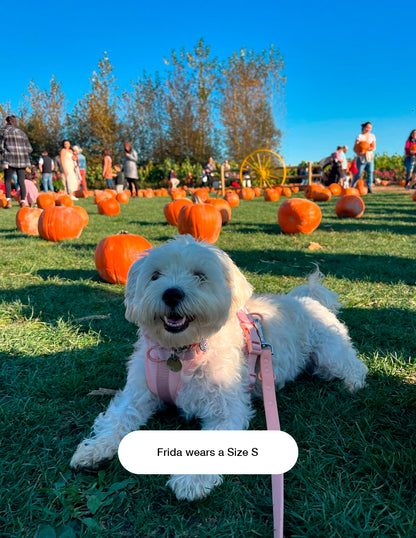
[342,187,360,197]
[224,191,240,207]
[335,195,365,218]
[95,233,152,285]
[116,191,130,204]
[239,187,255,200]
[304,183,325,199]
[278,199,322,234]
[328,183,342,196]
[98,198,120,216]
[38,206,84,241]
[56,194,73,207]
[356,179,368,195]
[311,188,332,201]
[16,207,43,235]
[163,198,193,226]
[36,193,55,209]
[282,187,292,197]
[264,188,280,202]
[177,198,222,243]
[356,140,370,154]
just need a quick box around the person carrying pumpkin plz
[404,129,416,188]
[352,121,376,193]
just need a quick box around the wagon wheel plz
[239,149,287,188]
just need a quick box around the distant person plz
[16,169,39,206]
[404,129,416,188]
[0,115,32,208]
[168,168,179,189]
[60,140,79,199]
[123,142,138,196]
[73,146,87,192]
[185,172,194,188]
[102,148,114,189]
[114,164,124,193]
[38,151,55,192]
[206,156,216,187]
[340,145,348,184]
[352,121,376,193]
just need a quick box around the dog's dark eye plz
[151,271,161,281]
[194,271,207,282]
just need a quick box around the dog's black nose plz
[162,288,185,308]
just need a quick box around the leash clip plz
[252,317,274,356]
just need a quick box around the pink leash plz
[253,316,284,538]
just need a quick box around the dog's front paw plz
[70,439,117,471]
[167,474,223,501]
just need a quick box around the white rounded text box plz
[118,430,298,475]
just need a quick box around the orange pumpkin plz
[311,188,332,201]
[335,195,365,218]
[98,198,120,216]
[278,199,322,234]
[291,186,300,194]
[177,199,222,243]
[282,187,292,197]
[164,198,193,226]
[116,191,130,204]
[36,193,55,209]
[305,183,325,199]
[205,198,232,224]
[342,187,360,197]
[356,140,370,154]
[104,189,117,199]
[264,188,280,202]
[56,194,73,207]
[356,179,368,195]
[169,188,186,200]
[328,183,342,196]
[192,188,210,202]
[95,233,152,285]
[38,206,84,241]
[224,192,240,207]
[72,205,89,227]
[239,187,255,200]
[253,187,262,197]
[16,207,43,235]
[144,189,154,198]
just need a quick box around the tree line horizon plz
[0,40,286,169]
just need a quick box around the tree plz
[121,72,166,164]
[163,39,219,164]
[67,53,120,166]
[219,46,285,164]
[20,77,66,158]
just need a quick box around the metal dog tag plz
[167,354,182,372]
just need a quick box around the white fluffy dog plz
[70,235,367,500]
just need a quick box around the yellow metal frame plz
[239,149,287,188]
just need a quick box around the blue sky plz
[2,0,413,165]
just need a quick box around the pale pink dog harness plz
[145,310,261,405]
[144,311,284,538]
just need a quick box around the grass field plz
[1,189,415,537]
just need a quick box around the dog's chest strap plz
[145,338,206,405]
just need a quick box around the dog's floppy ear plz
[217,249,253,313]
[124,252,149,324]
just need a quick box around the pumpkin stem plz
[191,194,203,204]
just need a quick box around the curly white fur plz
[70,235,368,501]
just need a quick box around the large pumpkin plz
[177,199,222,243]
[311,188,332,201]
[163,198,193,226]
[98,198,120,216]
[38,206,84,241]
[16,207,43,235]
[278,199,322,234]
[95,233,152,285]
[335,195,365,218]
[116,191,130,204]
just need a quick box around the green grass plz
[1,191,415,537]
